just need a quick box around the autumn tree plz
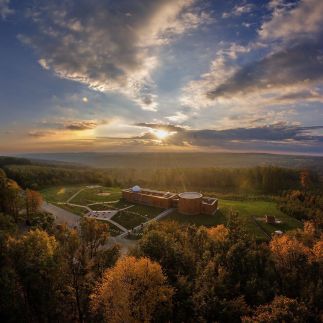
[242,296,308,323]
[25,189,43,223]
[91,256,174,323]
[8,229,60,321]
[207,224,229,243]
[80,217,109,259]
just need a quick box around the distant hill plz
[18,152,323,173]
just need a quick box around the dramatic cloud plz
[22,0,208,110]
[207,40,323,99]
[182,0,323,114]
[0,0,14,19]
[136,124,323,147]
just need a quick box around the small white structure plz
[274,230,283,235]
[132,185,141,193]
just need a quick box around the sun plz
[154,129,170,140]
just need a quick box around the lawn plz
[164,199,302,241]
[70,187,122,205]
[91,199,132,210]
[41,185,84,203]
[163,210,227,227]
[111,211,148,230]
[127,204,163,219]
[218,199,302,237]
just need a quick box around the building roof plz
[132,185,141,192]
[179,192,203,199]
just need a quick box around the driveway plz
[41,202,80,228]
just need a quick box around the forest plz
[0,157,322,322]
[3,161,322,195]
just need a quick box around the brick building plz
[122,186,218,215]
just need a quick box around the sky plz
[0,0,322,155]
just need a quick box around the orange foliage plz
[270,235,311,269]
[312,241,323,263]
[91,256,174,323]
[207,224,229,242]
[26,189,43,216]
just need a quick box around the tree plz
[80,217,109,259]
[91,256,174,323]
[8,229,60,321]
[207,224,229,243]
[25,189,43,223]
[242,296,308,323]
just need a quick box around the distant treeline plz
[2,163,320,195]
[0,156,31,167]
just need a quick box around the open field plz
[71,187,121,205]
[41,185,83,203]
[219,199,302,238]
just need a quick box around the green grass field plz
[219,199,302,239]
[71,187,121,205]
[127,204,163,218]
[91,199,132,210]
[163,210,227,227]
[41,185,83,203]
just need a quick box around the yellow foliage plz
[91,256,174,323]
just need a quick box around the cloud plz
[260,0,323,41]
[28,131,56,138]
[182,0,323,112]
[207,40,323,99]
[134,122,185,132]
[22,0,208,110]
[64,121,99,131]
[136,123,323,147]
[165,111,189,123]
[0,0,14,19]
[222,3,254,18]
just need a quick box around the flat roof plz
[179,192,203,199]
